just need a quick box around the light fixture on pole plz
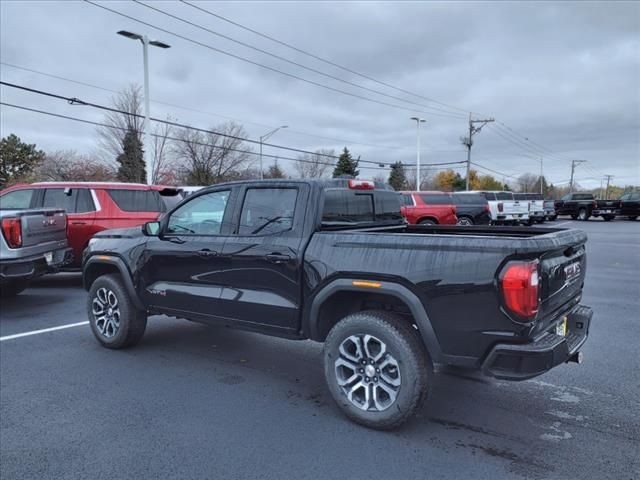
[117,30,170,185]
[410,117,426,190]
[259,126,288,180]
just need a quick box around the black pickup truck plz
[555,192,620,221]
[83,179,593,429]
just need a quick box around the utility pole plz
[462,113,495,190]
[569,160,587,193]
[410,117,426,189]
[604,174,614,199]
[539,157,544,195]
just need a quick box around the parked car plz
[0,182,180,267]
[543,200,557,221]
[84,178,592,430]
[514,193,545,224]
[450,192,491,225]
[400,191,457,225]
[618,192,640,220]
[465,191,529,225]
[0,206,71,297]
[555,193,620,221]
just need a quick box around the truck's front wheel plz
[87,274,147,349]
[324,310,430,430]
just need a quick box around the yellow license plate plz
[555,317,567,337]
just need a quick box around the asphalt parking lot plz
[1,219,638,480]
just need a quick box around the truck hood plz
[93,226,145,239]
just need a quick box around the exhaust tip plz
[568,351,583,364]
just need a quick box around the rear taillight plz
[484,204,491,213]
[500,261,539,320]
[497,202,504,212]
[1,217,22,248]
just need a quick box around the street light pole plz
[117,30,170,185]
[410,117,425,190]
[259,125,288,180]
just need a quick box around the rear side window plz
[496,192,514,200]
[323,190,374,223]
[42,187,94,214]
[374,192,404,221]
[482,192,496,201]
[238,188,298,235]
[106,189,165,212]
[452,193,486,205]
[0,189,35,209]
[401,194,414,206]
[419,194,452,205]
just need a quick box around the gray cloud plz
[1,0,638,188]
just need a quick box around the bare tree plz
[173,121,253,185]
[151,117,176,184]
[293,148,334,179]
[517,173,540,192]
[97,84,144,161]
[36,150,116,181]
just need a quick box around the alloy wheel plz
[334,334,401,411]
[92,287,121,338]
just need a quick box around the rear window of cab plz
[322,189,403,224]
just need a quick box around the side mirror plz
[64,188,72,196]
[143,221,161,236]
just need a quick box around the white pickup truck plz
[515,193,546,224]
[463,191,529,225]
[0,207,71,297]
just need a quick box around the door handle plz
[198,249,218,258]
[265,253,291,264]
[71,221,86,225]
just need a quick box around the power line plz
[470,161,520,180]
[84,1,465,120]
[0,61,425,152]
[133,0,466,119]
[179,0,471,116]
[496,121,575,162]
[0,81,468,170]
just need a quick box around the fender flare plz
[83,255,144,310]
[305,278,443,363]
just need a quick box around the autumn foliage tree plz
[0,134,45,187]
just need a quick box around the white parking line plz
[0,321,89,342]
[554,221,573,227]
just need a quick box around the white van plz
[465,191,530,225]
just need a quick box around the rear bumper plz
[0,247,73,283]
[481,305,592,381]
[593,209,620,216]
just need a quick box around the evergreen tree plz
[264,161,286,179]
[0,134,45,187]
[332,147,359,178]
[388,161,408,190]
[116,129,146,183]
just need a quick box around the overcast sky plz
[1,0,639,189]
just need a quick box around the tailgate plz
[19,209,67,247]
[537,236,587,327]
[596,200,620,210]
[508,200,529,215]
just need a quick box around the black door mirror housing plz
[143,221,161,236]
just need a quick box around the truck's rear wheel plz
[0,280,30,298]
[456,216,474,226]
[87,274,147,349]
[324,310,430,430]
[603,215,614,221]
[418,219,436,225]
[578,208,589,221]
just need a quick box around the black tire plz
[324,310,431,430]
[603,215,614,222]
[0,280,30,298]
[87,274,147,349]
[571,215,578,220]
[549,215,557,221]
[629,216,638,221]
[418,219,436,225]
[456,216,474,226]
[577,208,589,221]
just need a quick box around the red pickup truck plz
[400,191,457,225]
[0,182,181,267]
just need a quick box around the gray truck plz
[0,207,71,297]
